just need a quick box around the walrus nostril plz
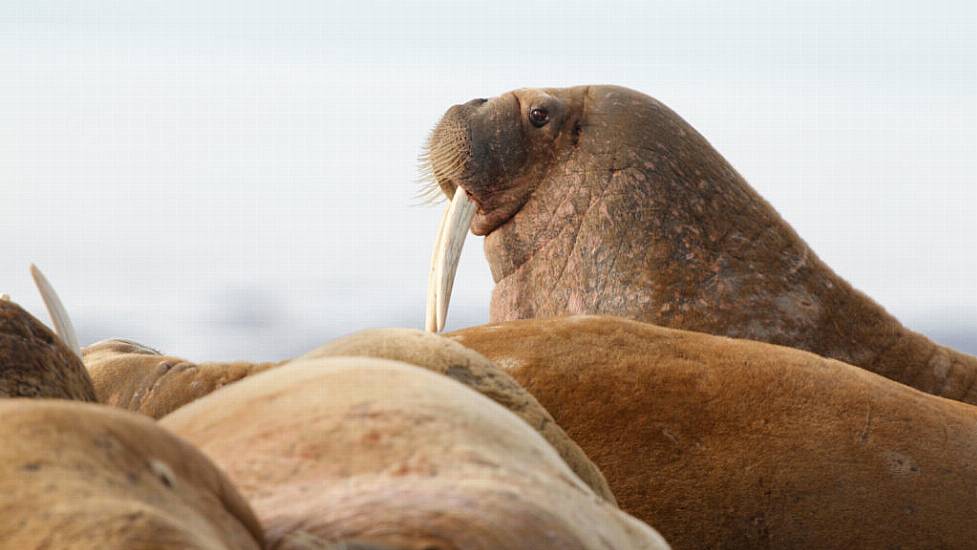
[466,98,488,107]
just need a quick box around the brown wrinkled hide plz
[434,84,977,404]
[0,400,263,549]
[161,357,668,550]
[305,327,616,503]
[0,299,96,401]
[448,316,977,550]
[83,338,280,418]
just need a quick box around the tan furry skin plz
[161,357,669,550]
[304,327,616,503]
[0,299,96,401]
[0,399,263,549]
[83,338,280,418]
[427,85,977,404]
[85,330,617,504]
[448,315,977,550]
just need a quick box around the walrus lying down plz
[423,85,977,405]
[448,315,977,550]
[83,330,615,503]
[82,338,281,418]
[160,356,668,550]
[0,399,263,549]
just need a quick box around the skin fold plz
[426,85,977,405]
[448,316,977,550]
[82,338,281,419]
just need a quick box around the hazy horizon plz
[3,1,974,360]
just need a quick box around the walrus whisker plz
[409,189,448,207]
[29,264,82,358]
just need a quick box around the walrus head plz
[422,85,786,334]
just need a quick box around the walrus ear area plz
[570,119,583,146]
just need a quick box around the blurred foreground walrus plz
[161,356,668,549]
[448,316,977,550]
[0,400,264,549]
[423,85,977,404]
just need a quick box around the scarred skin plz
[447,316,977,550]
[427,85,977,404]
[0,299,97,401]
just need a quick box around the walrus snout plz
[425,93,532,227]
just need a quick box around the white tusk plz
[425,206,451,332]
[425,190,476,332]
[30,264,82,358]
[0,293,9,301]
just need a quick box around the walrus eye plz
[529,107,549,128]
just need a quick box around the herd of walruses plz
[2,85,974,549]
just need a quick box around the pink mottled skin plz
[427,85,977,405]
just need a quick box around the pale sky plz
[2,1,974,360]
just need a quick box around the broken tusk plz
[425,190,476,333]
[30,264,82,358]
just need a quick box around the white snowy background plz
[2,1,974,360]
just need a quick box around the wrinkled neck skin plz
[485,92,977,404]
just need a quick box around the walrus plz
[0,399,263,549]
[82,329,616,503]
[447,315,977,550]
[303,327,615,502]
[82,338,281,418]
[161,356,668,549]
[422,85,977,404]
[0,296,96,401]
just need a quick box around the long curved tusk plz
[425,190,476,333]
[30,264,82,358]
[425,206,451,332]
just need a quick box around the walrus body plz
[0,299,96,401]
[161,356,668,549]
[448,316,977,549]
[82,338,280,418]
[425,85,977,404]
[305,327,616,502]
[82,330,615,502]
[0,399,263,549]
